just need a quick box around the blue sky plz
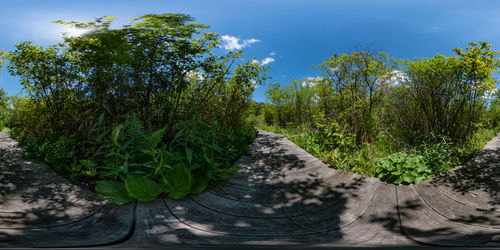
[1,0,500,102]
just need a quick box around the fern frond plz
[111,124,123,146]
[125,115,145,140]
[144,127,166,150]
[80,159,98,177]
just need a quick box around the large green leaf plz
[168,163,192,199]
[160,175,173,193]
[190,174,209,194]
[125,175,161,201]
[214,166,239,180]
[95,180,133,205]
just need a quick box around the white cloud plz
[62,27,91,37]
[261,57,275,65]
[270,52,276,56]
[221,35,260,50]
[245,38,260,44]
[252,57,275,66]
[386,70,408,86]
[302,76,323,87]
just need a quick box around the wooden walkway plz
[0,130,498,247]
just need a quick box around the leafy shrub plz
[416,133,458,174]
[313,113,355,152]
[93,115,252,204]
[375,152,431,185]
[262,103,277,126]
[260,123,375,176]
[6,13,264,204]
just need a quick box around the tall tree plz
[399,42,499,142]
[316,48,396,144]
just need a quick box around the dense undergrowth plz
[3,14,263,203]
[251,43,500,184]
[258,122,498,184]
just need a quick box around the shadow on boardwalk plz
[0,132,134,247]
[0,130,499,247]
[432,147,499,206]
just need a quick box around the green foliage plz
[375,152,431,185]
[265,78,319,128]
[260,43,499,184]
[312,113,354,152]
[125,175,162,201]
[262,103,276,126]
[416,133,459,174]
[94,180,133,205]
[315,48,396,145]
[98,115,167,180]
[0,89,10,130]
[0,48,5,73]
[390,42,499,143]
[90,115,253,203]
[486,89,500,128]
[165,162,192,199]
[7,13,262,204]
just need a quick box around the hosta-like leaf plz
[168,163,192,199]
[95,180,133,205]
[393,176,403,185]
[125,175,161,201]
[190,174,210,194]
[414,176,426,184]
[376,151,432,185]
[402,174,412,184]
[160,175,173,193]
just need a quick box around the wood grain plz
[1,130,499,247]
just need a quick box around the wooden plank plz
[397,185,500,246]
[0,202,135,247]
[415,181,500,228]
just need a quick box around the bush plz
[6,14,265,204]
[390,42,498,143]
[416,133,459,174]
[93,115,254,204]
[262,103,277,126]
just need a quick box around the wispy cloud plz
[261,57,275,65]
[252,57,275,66]
[221,35,260,50]
[270,51,276,56]
[430,25,441,32]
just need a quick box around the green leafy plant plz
[6,13,265,197]
[375,152,432,185]
[417,133,459,174]
[93,115,251,204]
[94,180,133,205]
[125,175,162,201]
